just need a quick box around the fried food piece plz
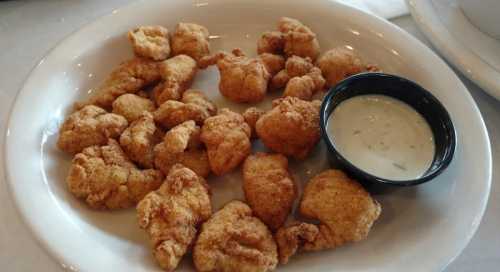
[193,200,278,272]
[270,55,322,90]
[282,68,325,101]
[200,109,251,175]
[282,75,315,100]
[256,97,321,159]
[153,90,216,128]
[162,120,200,154]
[285,55,315,77]
[181,89,217,116]
[258,53,285,76]
[57,105,128,154]
[278,17,320,61]
[243,153,296,230]
[300,170,381,251]
[171,22,210,62]
[242,107,265,139]
[112,93,156,123]
[119,112,161,168]
[199,49,271,103]
[275,222,319,264]
[85,58,161,109]
[154,144,210,178]
[153,54,198,105]
[316,47,377,87]
[137,164,211,271]
[257,31,285,55]
[128,26,170,61]
[67,139,163,209]
[154,121,210,177]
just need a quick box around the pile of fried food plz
[57,17,381,271]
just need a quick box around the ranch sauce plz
[327,95,435,180]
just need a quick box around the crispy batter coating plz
[154,121,210,177]
[171,22,210,62]
[275,222,319,264]
[258,53,285,76]
[270,55,323,91]
[153,54,198,105]
[256,97,321,159]
[86,58,161,109]
[242,107,265,139]
[243,153,296,230]
[128,26,170,61]
[57,105,128,154]
[283,75,315,100]
[137,164,211,271]
[199,49,271,103]
[162,120,201,154]
[257,31,285,55]
[278,17,320,61]
[300,170,381,251]
[200,109,251,175]
[193,200,278,272]
[285,55,314,78]
[153,90,216,129]
[316,47,376,87]
[119,112,161,168]
[181,89,217,116]
[112,93,156,123]
[67,139,163,209]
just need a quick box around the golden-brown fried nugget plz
[270,55,324,91]
[154,143,210,178]
[128,26,170,61]
[257,31,285,55]
[153,54,198,105]
[162,120,201,154]
[171,22,210,62]
[200,109,251,175]
[316,47,376,87]
[256,97,321,159]
[57,105,128,154]
[199,49,271,103]
[282,75,315,100]
[153,121,209,177]
[112,93,156,123]
[137,164,211,271]
[258,53,285,76]
[86,58,161,109]
[300,170,381,251]
[275,222,319,264]
[181,89,217,116]
[193,200,278,272]
[67,139,163,209]
[278,17,320,61]
[243,153,296,230]
[153,90,216,129]
[119,112,161,168]
[242,107,265,139]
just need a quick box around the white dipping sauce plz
[327,94,435,180]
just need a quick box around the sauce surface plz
[327,94,435,180]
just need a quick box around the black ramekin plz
[320,73,456,187]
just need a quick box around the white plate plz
[407,0,500,100]
[4,0,492,271]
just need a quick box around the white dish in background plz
[407,0,500,100]
[3,0,491,271]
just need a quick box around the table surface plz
[1,1,499,271]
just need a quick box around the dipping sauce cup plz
[320,73,456,187]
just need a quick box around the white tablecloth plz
[1,1,499,271]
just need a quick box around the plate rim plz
[3,0,493,271]
[407,0,500,101]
